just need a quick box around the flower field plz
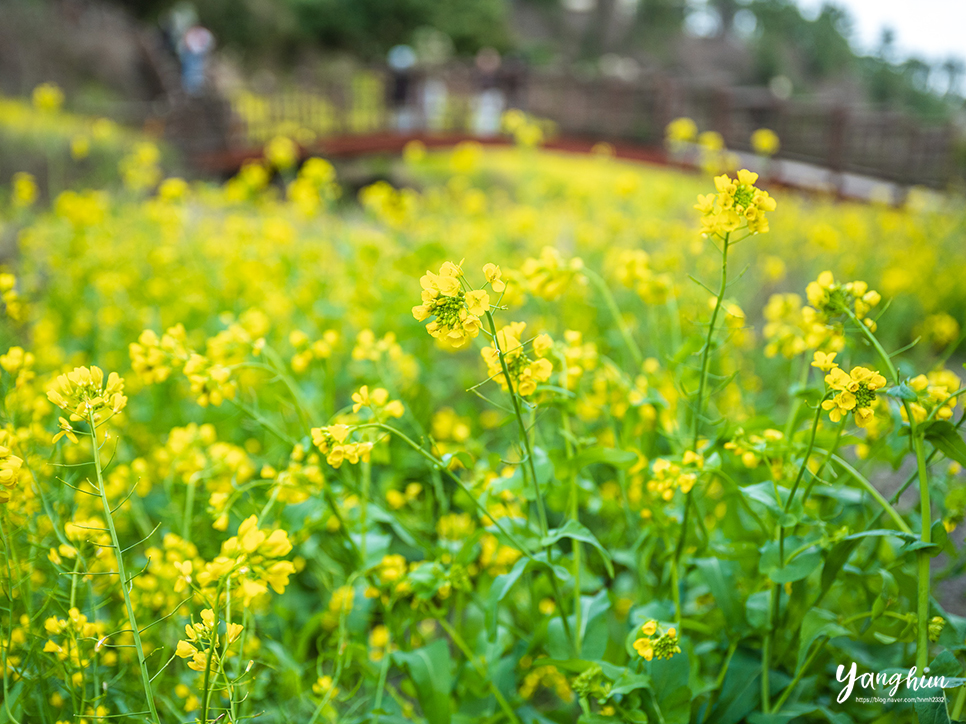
[1,108,966,724]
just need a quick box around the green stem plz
[438,617,523,724]
[583,268,643,367]
[0,513,22,724]
[952,673,966,720]
[692,234,730,447]
[672,234,730,625]
[200,614,219,724]
[484,311,548,537]
[771,635,829,713]
[360,421,575,651]
[828,454,912,534]
[914,434,931,673]
[561,410,583,654]
[183,477,196,543]
[88,415,160,724]
[845,308,931,672]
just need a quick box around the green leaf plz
[820,539,862,595]
[843,529,918,543]
[759,540,823,584]
[609,670,652,696]
[705,652,761,724]
[740,482,785,516]
[572,447,639,470]
[541,519,615,578]
[695,558,746,633]
[486,557,529,638]
[923,421,966,467]
[797,609,851,670]
[393,640,452,724]
[647,650,692,724]
[888,382,919,401]
[932,519,954,556]
[745,591,771,631]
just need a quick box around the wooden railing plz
[165,66,957,188]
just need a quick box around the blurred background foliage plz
[1,0,962,122]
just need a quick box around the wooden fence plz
[169,66,957,188]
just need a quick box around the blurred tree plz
[286,0,510,57]
[940,57,964,97]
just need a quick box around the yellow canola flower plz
[694,169,777,237]
[413,260,489,348]
[751,128,780,156]
[481,322,553,398]
[822,366,888,428]
[46,366,127,426]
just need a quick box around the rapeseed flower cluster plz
[633,620,681,661]
[819,357,888,428]
[806,271,882,330]
[481,323,554,397]
[694,169,777,237]
[412,260,491,347]
[311,424,374,468]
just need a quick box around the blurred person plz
[179,24,214,95]
[473,47,504,136]
[421,76,448,131]
[387,45,417,131]
[413,28,453,131]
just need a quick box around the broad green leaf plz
[923,421,966,467]
[745,590,771,632]
[647,650,692,724]
[695,557,746,633]
[393,640,452,724]
[541,519,614,577]
[821,539,862,595]
[740,482,785,516]
[759,540,823,584]
[705,652,760,724]
[609,670,652,697]
[797,608,851,670]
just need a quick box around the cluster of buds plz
[175,608,244,672]
[481,323,553,398]
[806,271,881,330]
[928,616,946,642]
[633,620,681,661]
[47,366,127,422]
[311,424,374,469]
